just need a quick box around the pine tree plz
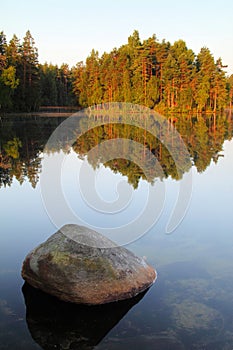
[211,58,227,112]
[227,75,233,109]
[39,63,58,105]
[72,61,87,106]
[0,31,7,71]
[15,30,40,111]
[6,34,21,66]
[0,32,19,109]
[194,47,215,112]
[172,40,195,110]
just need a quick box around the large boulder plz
[21,224,156,304]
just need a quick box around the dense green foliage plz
[0,30,75,111]
[40,62,75,107]
[0,29,233,112]
[73,30,232,112]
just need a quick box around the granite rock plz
[21,224,156,305]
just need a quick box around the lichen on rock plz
[21,224,156,305]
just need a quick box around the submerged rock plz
[21,224,156,304]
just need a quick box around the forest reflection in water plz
[0,110,232,189]
[1,108,233,350]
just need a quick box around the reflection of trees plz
[0,113,233,188]
[73,123,183,188]
[73,112,233,186]
[176,114,232,173]
[0,116,66,188]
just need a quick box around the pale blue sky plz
[1,0,233,74]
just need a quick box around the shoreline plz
[0,108,232,119]
[0,112,79,118]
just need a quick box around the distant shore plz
[0,106,81,118]
[0,107,232,119]
[0,112,76,118]
[0,107,82,117]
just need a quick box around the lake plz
[0,105,233,349]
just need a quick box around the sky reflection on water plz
[0,115,233,349]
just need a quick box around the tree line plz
[0,30,75,111]
[0,29,233,112]
[73,30,233,113]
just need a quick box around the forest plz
[0,29,233,113]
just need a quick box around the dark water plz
[0,111,233,349]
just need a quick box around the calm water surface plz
[0,113,233,349]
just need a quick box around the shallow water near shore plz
[0,113,233,349]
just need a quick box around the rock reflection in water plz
[22,282,147,350]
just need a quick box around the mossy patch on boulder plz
[22,224,156,305]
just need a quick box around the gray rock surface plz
[21,224,156,304]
